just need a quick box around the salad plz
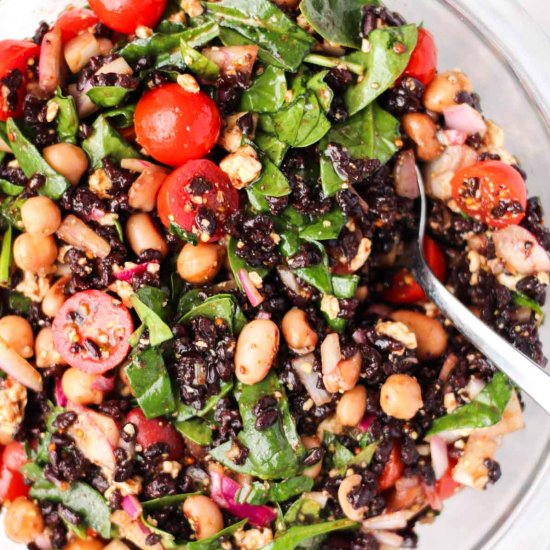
[0,0,548,548]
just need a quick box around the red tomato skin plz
[157,159,239,242]
[382,237,446,304]
[378,443,404,491]
[89,0,166,34]
[135,84,221,167]
[54,8,100,42]
[0,40,40,121]
[436,458,461,500]
[2,442,28,472]
[402,28,437,86]
[53,290,133,374]
[126,409,184,460]
[0,466,29,502]
[451,160,527,228]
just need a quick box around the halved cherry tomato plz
[451,160,527,228]
[157,159,239,242]
[436,457,461,500]
[54,8,100,42]
[382,236,446,304]
[0,443,29,503]
[88,0,166,34]
[2,442,28,473]
[53,290,133,374]
[126,408,184,460]
[0,40,40,121]
[135,83,221,167]
[378,442,404,491]
[402,28,437,86]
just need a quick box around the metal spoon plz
[408,167,550,414]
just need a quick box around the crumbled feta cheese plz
[177,73,200,94]
[376,320,418,349]
[135,25,153,39]
[219,145,262,189]
[234,527,273,550]
[218,113,257,153]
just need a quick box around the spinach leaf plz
[210,373,304,479]
[427,372,513,435]
[307,71,334,112]
[228,236,270,292]
[206,0,314,71]
[345,24,418,115]
[169,221,199,245]
[334,441,377,473]
[0,196,24,229]
[332,274,359,299]
[176,381,233,422]
[103,104,136,128]
[240,65,287,113]
[175,418,213,446]
[8,291,31,315]
[0,179,24,196]
[142,494,198,511]
[294,93,331,148]
[180,39,220,80]
[30,479,111,538]
[299,209,345,241]
[292,241,332,295]
[0,225,12,286]
[246,184,270,213]
[284,497,323,524]
[6,118,70,200]
[300,0,378,48]
[269,476,314,503]
[254,132,289,166]
[303,53,365,76]
[82,115,140,169]
[263,519,357,550]
[180,294,236,330]
[177,519,247,549]
[177,289,203,318]
[249,157,291,197]
[87,86,130,108]
[260,97,305,145]
[125,348,176,418]
[512,291,545,318]
[320,154,344,197]
[48,88,78,143]
[131,289,173,346]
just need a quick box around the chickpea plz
[0,315,34,358]
[43,143,89,185]
[65,537,105,550]
[302,435,323,479]
[177,243,224,284]
[61,367,104,406]
[423,70,473,113]
[380,374,423,420]
[323,351,362,394]
[390,310,448,361]
[402,113,443,162]
[13,233,57,274]
[42,276,69,318]
[4,496,44,544]
[281,308,318,354]
[21,196,61,236]
[182,495,224,540]
[336,385,367,427]
[338,475,367,521]
[125,213,168,258]
[35,327,66,368]
[235,319,279,385]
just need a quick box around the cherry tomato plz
[451,160,527,228]
[0,465,29,502]
[378,442,404,491]
[0,40,40,121]
[53,290,133,374]
[157,159,239,242]
[402,28,437,86]
[54,8,100,42]
[2,442,28,473]
[135,83,221,167]
[126,408,184,460]
[382,236,446,304]
[436,457,461,500]
[88,0,166,34]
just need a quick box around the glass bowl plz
[0,1,548,549]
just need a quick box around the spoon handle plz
[410,245,550,414]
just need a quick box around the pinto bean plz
[380,374,423,420]
[336,385,367,427]
[402,113,443,161]
[177,243,224,284]
[281,308,318,354]
[423,70,473,113]
[182,496,224,540]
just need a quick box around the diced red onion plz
[438,353,458,383]
[393,150,419,200]
[55,378,68,407]
[443,104,487,137]
[256,311,272,320]
[122,495,143,521]
[320,333,341,392]
[68,83,98,118]
[358,414,376,433]
[95,56,133,76]
[277,267,303,294]
[128,167,168,212]
[372,531,404,548]
[351,328,367,345]
[114,262,158,282]
[57,215,111,259]
[32,532,52,550]
[464,376,486,401]
[361,510,411,530]
[64,31,100,73]
[238,269,264,307]
[0,338,43,392]
[111,510,164,550]
[437,128,468,146]
[291,354,331,407]
[430,436,449,480]
[202,46,259,82]
[121,158,162,173]
[91,375,116,393]
[39,27,65,94]
[493,225,550,275]
[210,466,277,528]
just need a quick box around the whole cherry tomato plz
[402,27,437,86]
[378,442,404,491]
[54,8,100,42]
[88,0,166,34]
[135,83,221,167]
[157,159,239,242]
[53,290,134,374]
[451,160,527,228]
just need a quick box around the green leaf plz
[175,417,213,446]
[284,497,323,525]
[142,494,198,511]
[0,225,12,286]
[345,24,418,115]
[87,86,130,108]
[263,519,357,550]
[331,438,377,474]
[30,479,111,538]
[300,0,378,48]
[427,372,513,435]
[180,294,236,330]
[125,348,176,418]
[292,241,332,295]
[103,104,136,128]
[240,65,287,113]
[206,0,314,72]
[177,289,204,318]
[180,39,220,80]
[0,196,25,229]
[169,221,198,245]
[7,291,31,315]
[227,237,270,293]
[294,94,331,148]
[260,98,306,145]
[299,209,346,241]
[176,381,233,422]
[254,132,289,165]
[307,71,334,112]
[131,291,173,346]
[48,88,79,143]
[0,179,24,196]
[177,519,247,549]
[320,154,344,197]
[512,291,545,318]
[6,118,70,199]
[269,476,314,503]
[332,275,359,299]
[250,157,291,197]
